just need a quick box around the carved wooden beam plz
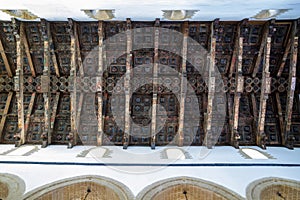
[177,21,189,146]
[150,18,160,149]
[231,37,244,148]
[72,21,87,145]
[24,92,36,136]
[20,22,36,77]
[68,18,77,148]
[50,92,60,136]
[257,37,271,149]
[284,23,298,149]
[229,23,241,77]
[97,20,104,146]
[123,18,132,149]
[74,21,84,77]
[252,22,269,78]
[251,93,258,131]
[47,22,60,77]
[13,19,25,146]
[75,91,85,144]
[277,38,291,77]
[0,36,13,77]
[76,93,84,135]
[0,92,13,140]
[204,22,216,149]
[275,92,284,140]
[227,93,234,139]
[41,19,51,147]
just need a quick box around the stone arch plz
[0,173,25,200]
[23,175,134,200]
[136,176,243,200]
[246,177,300,200]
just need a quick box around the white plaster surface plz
[166,148,185,160]
[241,148,268,159]
[5,145,37,156]
[0,145,300,198]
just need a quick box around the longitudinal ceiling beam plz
[150,18,160,149]
[97,20,104,146]
[41,19,51,147]
[13,19,25,146]
[177,21,188,147]
[284,21,298,149]
[123,18,132,149]
[204,22,216,149]
[231,37,243,148]
[68,18,78,148]
[257,37,271,149]
[0,36,13,77]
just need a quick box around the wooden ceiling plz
[0,18,299,149]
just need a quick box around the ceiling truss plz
[0,18,299,149]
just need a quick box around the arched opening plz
[0,173,25,200]
[247,177,300,200]
[136,176,243,200]
[23,175,134,200]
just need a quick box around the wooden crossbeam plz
[275,92,284,140]
[0,92,13,140]
[0,37,13,77]
[13,19,25,146]
[50,92,60,135]
[277,39,291,77]
[20,23,36,77]
[68,18,78,147]
[97,20,104,146]
[256,37,271,149]
[231,37,244,148]
[74,21,84,77]
[252,22,269,78]
[284,32,298,149]
[229,23,240,77]
[227,93,234,137]
[47,22,60,77]
[251,93,258,126]
[150,18,160,149]
[24,92,36,136]
[41,19,52,146]
[68,20,84,147]
[177,21,189,146]
[123,18,132,149]
[76,93,84,134]
[204,22,216,148]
